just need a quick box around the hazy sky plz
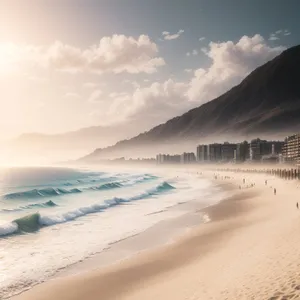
[0,0,299,140]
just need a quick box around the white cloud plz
[98,34,285,128]
[269,29,291,40]
[201,47,208,54]
[2,33,286,135]
[38,42,86,73]
[106,79,190,126]
[2,35,165,75]
[88,89,103,103]
[269,34,279,41]
[186,49,198,56]
[187,34,285,101]
[86,35,165,74]
[192,49,198,56]
[122,79,141,88]
[199,37,206,41]
[162,29,184,40]
[90,93,133,125]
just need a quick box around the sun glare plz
[0,43,19,74]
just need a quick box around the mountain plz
[5,124,142,164]
[81,45,300,162]
[13,125,136,149]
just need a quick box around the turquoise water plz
[0,167,163,236]
[0,166,221,299]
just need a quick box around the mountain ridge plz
[5,123,145,164]
[82,45,300,160]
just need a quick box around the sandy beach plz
[11,166,300,300]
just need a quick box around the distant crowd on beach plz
[210,167,300,208]
[215,167,300,181]
[213,173,256,190]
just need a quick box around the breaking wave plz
[1,200,57,213]
[0,181,175,237]
[4,187,82,200]
[2,174,158,201]
[92,182,123,190]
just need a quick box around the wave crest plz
[3,174,157,201]
[4,187,81,200]
[1,200,58,213]
[0,181,175,237]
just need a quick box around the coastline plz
[12,167,300,299]
[5,168,225,299]
[53,174,230,279]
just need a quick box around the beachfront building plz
[221,142,237,161]
[250,138,284,161]
[156,154,181,164]
[156,154,165,164]
[180,152,196,164]
[261,154,280,163]
[196,144,209,162]
[250,138,265,160]
[282,134,300,165]
[208,143,222,162]
[269,141,284,155]
[168,155,181,163]
[156,154,162,164]
[236,141,250,162]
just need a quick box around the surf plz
[0,181,175,237]
[2,174,157,201]
[1,200,57,213]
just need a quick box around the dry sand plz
[12,168,300,300]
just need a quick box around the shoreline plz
[7,170,229,299]
[10,171,239,300]
[12,167,300,299]
[53,177,231,280]
[6,170,225,299]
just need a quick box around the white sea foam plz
[0,221,18,236]
[0,167,224,299]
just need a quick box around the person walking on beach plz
[265,180,267,185]
[297,202,299,209]
[274,188,276,195]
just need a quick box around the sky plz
[0,0,299,140]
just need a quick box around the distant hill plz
[13,125,136,148]
[6,124,141,164]
[82,45,300,161]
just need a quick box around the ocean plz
[0,166,223,298]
